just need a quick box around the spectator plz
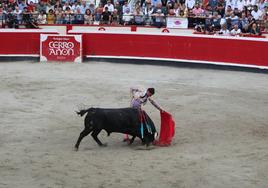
[84,9,93,24]
[47,9,55,24]
[218,23,230,35]
[37,10,47,24]
[122,7,133,25]
[236,0,245,12]
[122,1,131,14]
[46,3,55,14]
[143,0,154,25]
[192,3,205,17]
[13,6,22,24]
[251,5,262,20]
[133,7,144,25]
[249,22,261,35]
[55,7,64,24]
[152,9,165,28]
[101,6,112,24]
[6,7,16,28]
[230,24,241,36]
[239,11,249,32]
[211,11,221,30]
[89,3,95,16]
[74,7,84,24]
[95,3,104,22]
[172,3,180,17]
[18,0,27,11]
[230,12,239,27]
[208,0,218,11]
[63,7,74,24]
[37,1,47,14]
[263,14,268,32]
[225,5,233,18]
[185,0,195,10]
[79,1,89,14]
[104,0,114,14]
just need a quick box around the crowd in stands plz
[0,0,267,36]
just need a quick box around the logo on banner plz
[40,35,82,63]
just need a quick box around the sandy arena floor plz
[0,61,268,188]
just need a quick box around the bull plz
[74,107,157,151]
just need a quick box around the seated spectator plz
[215,1,225,17]
[104,0,114,14]
[152,9,165,28]
[239,11,249,32]
[6,8,17,28]
[230,24,241,36]
[22,7,38,28]
[230,12,239,27]
[218,23,230,36]
[47,9,55,24]
[55,7,64,24]
[185,0,196,10]
[233,7,241,17]
[249,22,261,35]
[74,7,84,24]
[37,10,47,24]
[63,7,74,24]
[13,6,22,24]
[122,1,131,14]
[211,11,221,30]
[79,1,89,14]
[251,5,262,20]
[192,3,205,17]
[236,0,244,12]
[180,3,188,17]
[173,3,180,17]
[46,3,54,14]
[0,7,7,28]
[194,24,205,33]
[95,3,104,23]
[101,6,112,24]
[263,14,268,32]
[133,7,144,25]
[84,9,93,24]
[142,0,154,25]
[225,5,234,18]
[122,7,133,25]
[89,3,95,16]
[112,9,119,25]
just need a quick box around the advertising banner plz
[40,34,82,63]
[166,17,188,29]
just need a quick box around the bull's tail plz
[76,109,90,117]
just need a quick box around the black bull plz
[74,107,157,150]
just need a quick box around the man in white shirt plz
[251,5,263,20]
[104,0,115,13]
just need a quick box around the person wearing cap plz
[123,87,164,142]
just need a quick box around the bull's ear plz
[88,108,96,114]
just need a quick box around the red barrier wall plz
[0,29,58,56]
[74,32,267,68]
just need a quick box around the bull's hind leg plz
[91,129,106,147]
[75,128,92,151]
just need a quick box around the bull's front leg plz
[128,136,136,145]
[91,130,107,147]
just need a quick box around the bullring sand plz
[0,61,268,188]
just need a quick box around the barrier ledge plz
[0,28,59,33]
[68,29,268,42]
